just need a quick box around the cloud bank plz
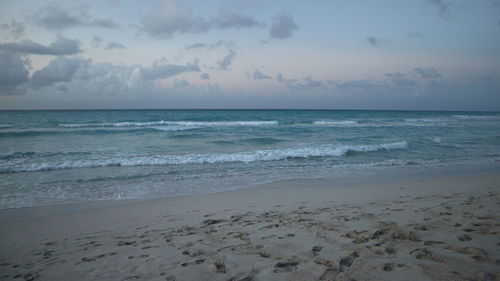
[0,37,82,55]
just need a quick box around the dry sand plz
[0,165,499,281]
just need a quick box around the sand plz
[0,164,499,281]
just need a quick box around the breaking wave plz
[313,120,359,126]
[59,120,279,128]
[0,141,408,173]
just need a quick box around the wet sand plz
[0,165,499,281]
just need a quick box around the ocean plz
[0,109,499,209]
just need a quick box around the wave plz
[403,118,447,123]
[59,120,279,128]
[452,115,499,120]
[212,137,287,145]
[0,128,161,137]
[313,120,358,126]
[0,141,408,173]
[149,126,201,131]
[0,151,90,160]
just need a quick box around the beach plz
[1,164,499,281]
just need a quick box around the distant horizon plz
[1,108,499,113]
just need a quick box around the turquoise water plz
[0,110,499,208]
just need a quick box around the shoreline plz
[0,162,498,221]
[0,164,499,280]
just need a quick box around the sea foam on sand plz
[0,164,499,281]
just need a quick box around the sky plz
[0,0,499,110]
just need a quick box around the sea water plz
[0,110,499,208]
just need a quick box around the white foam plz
[0,141,408,173]
[59,120,279,128]
[149,126,200,131]
[313,120,359,126]
[452,115,499,120]
[404,118,447,123]
[431,137,442,143]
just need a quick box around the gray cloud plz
[106,42,126,50]
[366,36,387,46]
[140,0,263,40]
[33,4,119,30]
[335,79,380,89]
[91,36,103,47]
[250,69,271,80]
[0,51,30,95]
[269,11,299,40]
[216,48,236,70]
[276,73,293,83]
[385,72,417,86]
[33,4,86,30]
[93,19,120,29]
[425,0,451,19]
[31,57,88,88]
[413,67,442,79]
[212,11,264,29]
[185,40,233,51]
[140,1,208,39]
[142,59,200,80]
[0,20,25,39]
[289,76,322,89]
[185,43,208,50]
[276,73,322,89]
[0,37,82,55]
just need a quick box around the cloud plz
[106,42,126,50]
[91,36,103,47]
[31,57,88,88]
[184,40,228,50]
[33,4,119,30]
[0,20,25,39]
[366,36,387,46]
[93,19,120,29]
[288,76,322,89]
[200,73,210,79]
[268,11,299,40]
[0,51,30,95]
[276,73,292,83]
[140,0,263,40]
[335,79,380,89]
[424,0,451,19]
[216,48,236,70]
[0,37,82,55]
[276,73,322,89]
[212,11,265,29]
[250,69,271,80]
[140,0,209,39]
[413,67,442,79]
[185,43,209,50]
[385,72,417,86]
[141,59,200,80]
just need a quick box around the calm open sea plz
[0,109,499,209]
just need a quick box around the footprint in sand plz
[273,260,299,273]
